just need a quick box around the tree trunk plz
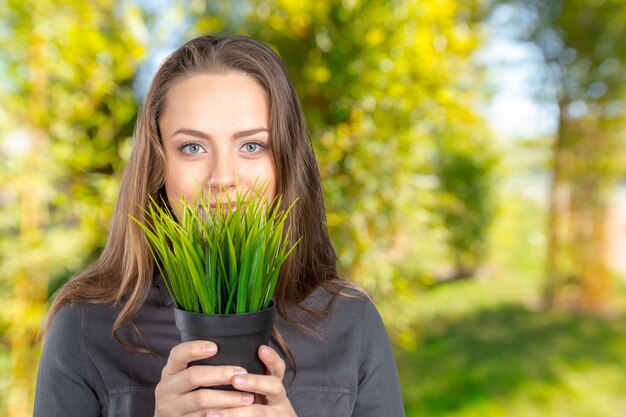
[544,102,614,314]
[544,100,573,308]
[572,128,613,313]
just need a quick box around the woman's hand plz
[205,345,298,417]
[154,341,257,417]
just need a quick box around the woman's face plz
[159,73,277,215]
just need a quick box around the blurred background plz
[1,0,625,416]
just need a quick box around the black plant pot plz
[174,302,276,389]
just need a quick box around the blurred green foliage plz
[434,129,497,277]
[400,299,626,416]
[0,0,145,415]
[399,182,626,416]
[498,0,626,310]
[0,0,145,295]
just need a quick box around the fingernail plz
[260,345,271,357]
[206,413,220,417]
[241,392,254,404]
[233,368,248,375]
[204,342,217,353]
[234,374,248,385]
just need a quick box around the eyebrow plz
[172,128,269,140]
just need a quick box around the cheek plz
[164,177,177,202]
[164,159,196,203]
[163,173,182,217]
[164,165,200,218]
[263,158,278,201]
[163,160,180,200]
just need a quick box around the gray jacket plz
[34,276,405,417]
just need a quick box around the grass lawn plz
[396,274,626,417]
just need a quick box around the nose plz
[206,151,236,195]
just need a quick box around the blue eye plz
[241,142,266,154]
[244,143,259,152]
[180,143,205,154]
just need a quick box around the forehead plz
[160,73,270,134]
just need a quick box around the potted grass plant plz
[133,186,298,381]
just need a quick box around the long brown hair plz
[45,35,361,350]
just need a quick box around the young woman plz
[34,35,404,417]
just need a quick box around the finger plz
[231,372,286,402]
[162,341,218,376]
[205,404,265,417]
[258,345,285,380]
[181,405,242,417]
[177,388,255,415]
[164,364,248,393]
[182,411,215,417]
